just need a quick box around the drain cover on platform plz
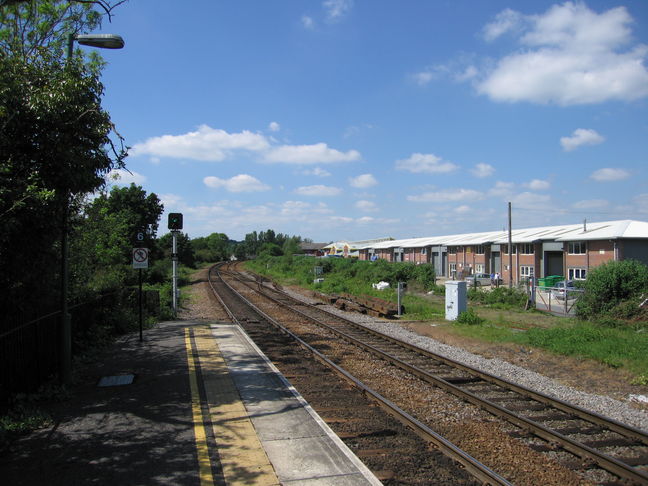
[97,374,135,387]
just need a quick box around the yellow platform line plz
[185,328,215,486]
[193,326,279,486]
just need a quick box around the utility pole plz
[508,202,513,288]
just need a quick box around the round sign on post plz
[132,247,149,269]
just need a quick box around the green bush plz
[456,308,485,325]
[468,286,527,308]
[576,260,648,319]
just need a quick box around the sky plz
[91,0,648,242]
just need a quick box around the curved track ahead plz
[210,262,648,485]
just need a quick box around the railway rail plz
[209,262,648,484]
[207,262,509,485]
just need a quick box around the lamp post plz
[60,32,124,385]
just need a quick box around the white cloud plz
[412,65,449,86]
[454,205,472,214]
[489,181,515,197]
[560,128,605,151]
[349,173,377,188]
[294,184,342,196]
[395,153,459,174]
[511,191,551,207]
[482,8,524,41]
[268,121,281,132]
[356,216,375,224]
[572,199,609,209]
[525,179,550,190]
[131,125,269,161]
[303,167,331,177]
[471,162,495,178]
[477,3,648,105]
[323,0,353,22]
[264,143,361,164]
[407,188,483,203]
[355,200,378,212]
[203,174,270,193]
[132,124,361,166]
[301,15,315,29]
[590,167,630,182]
[106,169,146,186]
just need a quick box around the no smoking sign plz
[132,247,149,269]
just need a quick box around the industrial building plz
[355,220,648,285]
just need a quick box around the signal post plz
[168,213,183,317]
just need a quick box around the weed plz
[456,308,486,326]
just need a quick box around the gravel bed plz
[282,286,648,433]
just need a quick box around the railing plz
[0,291,122,398]
[533,285,584,316]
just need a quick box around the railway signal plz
[168,212,183,230]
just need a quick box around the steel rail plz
[224,265,648,485]
[210,264,513,486]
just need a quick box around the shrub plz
[576,260,648,319]
[468,286,527,308]
[456,308,485,325]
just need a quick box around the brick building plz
[356,220,648,285]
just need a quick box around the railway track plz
[207,263,509,485]
[211,262,648,485]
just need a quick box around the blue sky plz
[93,0,648,242]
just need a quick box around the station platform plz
[0,321,382,486]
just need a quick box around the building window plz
[568,242,586,254]
[421,247,427,255]
[448,247,456,255]
[449,263,457,274]
[475,245,485,254]
[503,244,517,254]
[520,266,534,278]
[475,263,485,273]
[520,244,534,255]
[568,267,587,280]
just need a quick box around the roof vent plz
[583,219,587,232]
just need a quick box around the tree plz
[70,184,163,293]
[0,55,126,320]
[576,260,648,319]
[0,0,125,62]
[159,232,195,268]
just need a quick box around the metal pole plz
[172,231,178,317]
[139,268,143,342]
[397,282,402,317]
[60,202,71,384]
[508,202,513,289]
[60,36,74,385]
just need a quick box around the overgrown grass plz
[450,318,648,379]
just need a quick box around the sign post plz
[132,247,149,341]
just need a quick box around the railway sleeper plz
[439,376,483,385]
[579,437,641,449]
[499,400,547,412]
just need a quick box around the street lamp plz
[60,32,124,385]
[67,33,125,58]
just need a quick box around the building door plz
[544,251,563,276]
[491,251,501,274]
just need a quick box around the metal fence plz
[0,291,122,398]
[533,285,584,317]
